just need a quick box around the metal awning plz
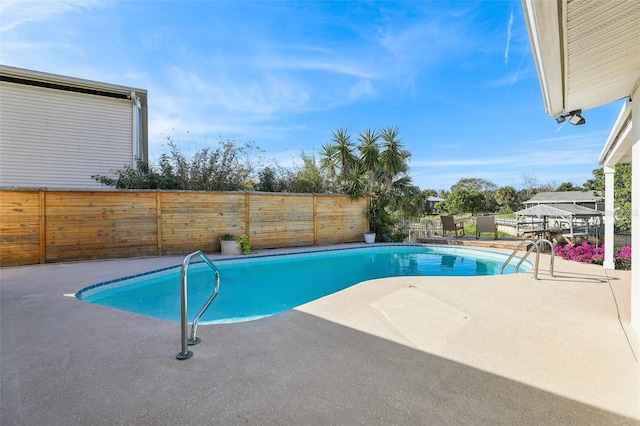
[516,203,601,218]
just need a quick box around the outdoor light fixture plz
[555,110,586,125]
[568,110,586,125]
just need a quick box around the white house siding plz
[0,80,134,189]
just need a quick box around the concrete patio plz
[1,243,639,425]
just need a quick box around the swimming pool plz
[77,245,531,324]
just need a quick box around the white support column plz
[631,87,640,334]
[603,165,615,269]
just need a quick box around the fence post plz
[156,191,162,255]
[244,192,250,237]
[39,189,46,264]
[313,195,318,245]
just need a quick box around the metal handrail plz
[536,239,555,277]
[515,241,540,276]
[500,239,538,276]
[176,251,220,360]
[499,239,555,280]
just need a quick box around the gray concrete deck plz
[2,243,639,425]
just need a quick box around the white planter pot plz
[221,239,241,255]
[364,233,376,244]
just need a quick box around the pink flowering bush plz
[554,242,604,265]
[615,246,631,270]
[555,243,631,270]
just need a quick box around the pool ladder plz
[499,239,554,280]
[177,250,220,360]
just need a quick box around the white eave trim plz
[0,64,147,97]
[522,0,565,117]
[598,101,632,166]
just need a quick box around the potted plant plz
[236,234,252,254]
[220,233,241,255]
[364,201,377,243]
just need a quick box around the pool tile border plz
[75,244,531,299]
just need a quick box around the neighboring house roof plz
[427,196,445,202]
[516,203,602,217]
[0,64,147,99]
[524,191,601,204]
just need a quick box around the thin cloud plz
[258,56,378,80]
[0,0,104,32]
[520,132,608,146]
[162,66,311,117]
[412,145,603,171]
[504,10,514,65]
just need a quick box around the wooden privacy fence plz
[0,189,369,266]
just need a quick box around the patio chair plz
[476,215,498,239]
[440,215,465,237]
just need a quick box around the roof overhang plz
[0,64,147,99]
[522,0,640,118]
[598,101,632,167]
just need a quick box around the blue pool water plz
[77,245,530,324]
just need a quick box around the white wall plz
[0,81,135,189]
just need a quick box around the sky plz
[0,0,625,191]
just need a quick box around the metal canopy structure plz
[523,191,601,208]
[516,203,602,243]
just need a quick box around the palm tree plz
[330,128,356,182]
[357,128,380,197]
[379,126,410,192]
[343,163,368,200]
[320,125,413,241]
[319,143,339,182]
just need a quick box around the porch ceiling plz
[523,0,640,117]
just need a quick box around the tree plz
[450,178,498,213]
[319,143,339,183]
[357,128,380,197]
[450,178,497,193]
[379,126,410,192]
[520,174,539,200]
[441,188,484,215]
[330,128,357,183]
[538,181,556,192]
[613,164,631,231]
[93,137,264,191]
[256,166,282,192]
[390,180,424,218]
[160,139,261,191]
[556,181,582,191]
[291,152,328,193]
[582,165,630,230]
[319,125,412,241]
[583,167,604,194]
[494,186,521,213]
[92,158,176,189]
[342,163,368,200]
